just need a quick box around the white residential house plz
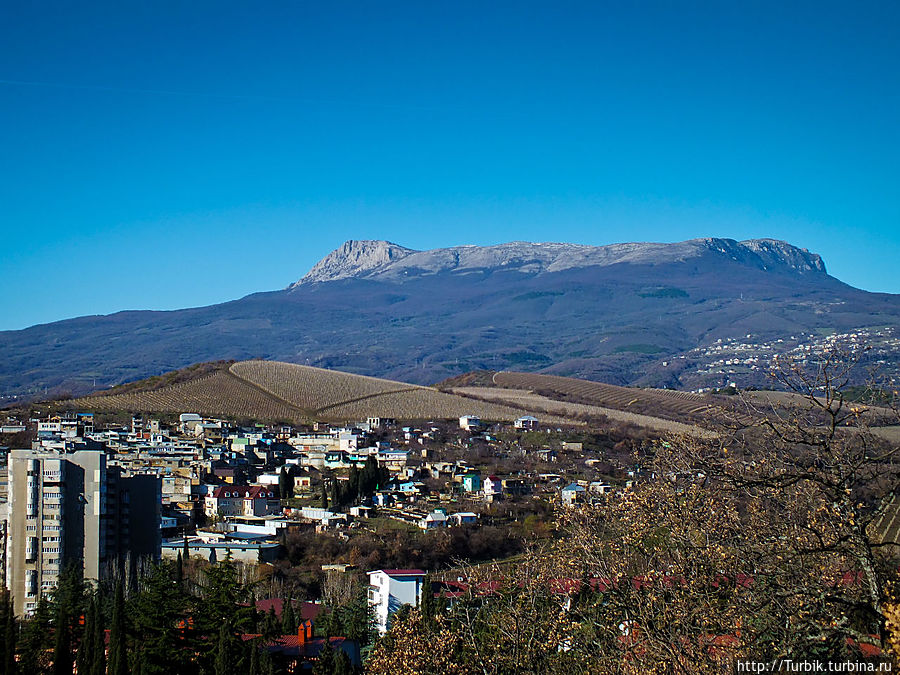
[204,486,281,518]
[449,512,478,526]
[561,483,586,507]
[367,569,426,634]
[514,415,539,430]
[419,510,448,529]
[459,415,481,431]
[589,481,612,495]
[483,475,502,498]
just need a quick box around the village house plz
[459,415,481,431]
[204,485,281,518]
[514,415,539,430]
[367,569,425,634]
[561,483,586,506]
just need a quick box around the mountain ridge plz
[1,237,895,402]
[293,237,827,285]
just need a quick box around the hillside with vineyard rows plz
[57,360,556,424]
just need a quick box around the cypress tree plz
[311,641,335,675]
[175,551,183,588]
[360,456,377,496]
[3,594,15,675]
[281,598,296,635]
[263,606,279,642]
[248,639,260,675]
[19,594,51,675]
[420,573,436,629]
[348,464,360,503]
[90,594,105,675]
[52,596,72,675]
[319,483,328,510]
[278,467,294,500]
[334,648,353,675]
[107,580,127,675]
[260,646,275,675]
[76,594,97,675]
[329,479,339,510]
[214,624,229,675]
[0,589,9,675]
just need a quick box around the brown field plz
[451,387,715,438]
[491,371,734,426]
[63,370,305,422]
[61,360,568,424]
[231,361,564,423]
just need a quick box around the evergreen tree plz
[329,478,339,511]
[341,588,377,647]
[0,589,14,675]
[248,639,260,675]
[214,624,230,675]
[334,648,353,675]
[51,561,87,675]
[107,580,127,675]
[3,592,15,675]
[193,560,253,672]
[52,598,72,675]
[311,641,335,675]
[281,598,296,635]
[76,593,98,675]
[419,573,436,629]
[19,594,52,675]
[319,483,328,510]
[89,593,106,675]
[278,467,294,500]
[130,561,190,674]
[348,464,360,504]
[259,646,275,675]
[0,589,9,675]
[175,551,184,588]
[359,456,379,496]
[262,607,280,643]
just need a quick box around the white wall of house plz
[367,570,424,634]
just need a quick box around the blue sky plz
[1,1,898,330]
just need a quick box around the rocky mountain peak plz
[292,240,417,286]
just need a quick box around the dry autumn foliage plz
[369,347,900,674]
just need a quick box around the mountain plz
[2,238,898,400]
[291,238,827,284]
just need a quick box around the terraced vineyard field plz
[451,387,714,438]
[63,360,555,423]
[65,370,306,422]
[231,361,551,422]
[492,371,733,426]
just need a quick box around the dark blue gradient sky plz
[1,1,898,329]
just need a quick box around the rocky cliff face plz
[292,237,827,286]
[293,240,417,286]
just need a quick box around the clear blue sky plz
[1,1,898,330]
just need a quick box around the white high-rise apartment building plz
[6,449,160,616]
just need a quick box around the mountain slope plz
[2,238,898,399]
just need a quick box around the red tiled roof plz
[255,598,323,622]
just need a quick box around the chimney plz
[297,619,312,644]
